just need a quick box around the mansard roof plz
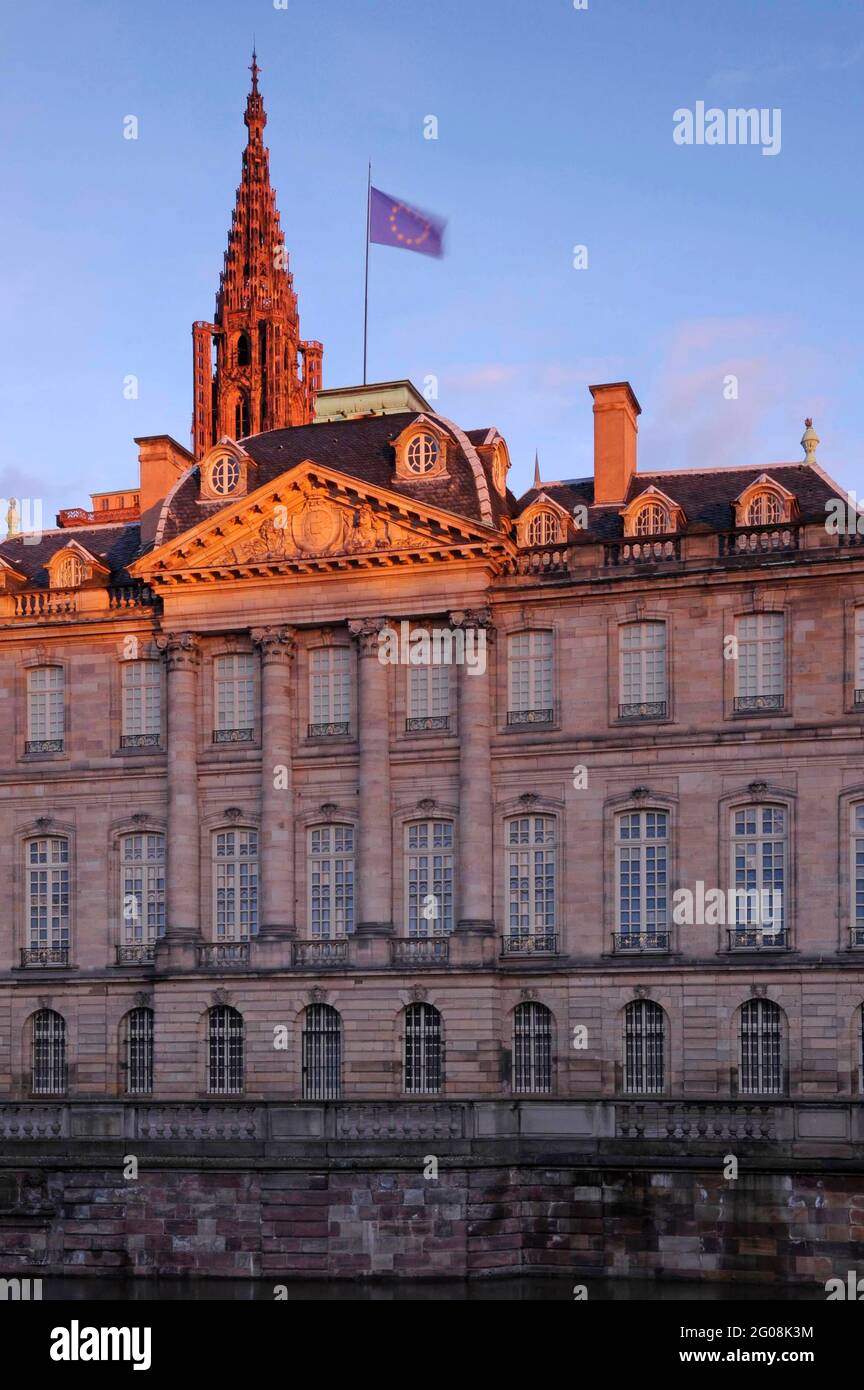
[516,463,844,540]
[156,411,510,547]
[0,524,140,588]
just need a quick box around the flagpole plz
[363,161,371,385]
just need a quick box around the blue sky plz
[0,0,861,522]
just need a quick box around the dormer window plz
[211,456,241,496]
[527,511,559,545]
[746,492,782,526]
[406,432,440,474]
[55,554,85,588]
[634,502,670,536]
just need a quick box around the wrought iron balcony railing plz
[212,727,254,744]
[390,936,450,965]
[506,708,554,726]
[20,947,70,968]
[618,701,668,721]
[501,933,559,956]
[115,944,157,965]
[612,932,671,953]
[733,693,784,713]
[726,928,787,951]
[405,715,450,733]
[307,721,351,738]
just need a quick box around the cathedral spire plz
[192,55,323,458]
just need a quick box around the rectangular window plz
[213,654,255,742]
[507,631,553,724]
[121,834,166,943]
[121,660,162,746]
[406,821,454,934]
[26,666,64,752]
[853,805,864,945]
[730,806,786,946]
[855,610,864,706]
[27,838,70,954]
[308,826,354,937]
[734,613,784,711]
[506,816,556,948]
[407,664,450,731]
[619,622,667,718]
[213,830,258,939]
[615,811,669,946]
[309,648,351,735]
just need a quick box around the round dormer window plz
[405,432,440,474]
[210,456,241,496]
[56,554,85,587]
[746,492,782,526]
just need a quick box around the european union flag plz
[369,187,446,258]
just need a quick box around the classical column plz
[450,609,496,933]
[155,632,201,939]
[348,618,393,932]
[251,625,296,936]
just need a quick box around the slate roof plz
[516,464,844,541]
[0,524,141,587]
[156,412,509,547]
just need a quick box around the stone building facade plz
[1,62,863,1285]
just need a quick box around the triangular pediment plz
[132,460,510,585]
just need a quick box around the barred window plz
[616,811,669,940]
[302,1003,342,1100]
[27,666,64,748]
[619,622,667,713]
[404,1003,443,1095]
[309,647,351,731]
[408,663,450,722]
[308,826,354,937]
[27,837,70,951]
[32,1009,66,1095]
[406,820,454,935]
[506,816,556,942]
[207,1005,244,1095]
[526,511,558,545]
[746,492,782,526]
[512,1001,552,1094]
[853,805,864,942]
[123,1006,154,1095]
[507,631,553,717]
[213,830,259,939]
[121,660,161,741]
[624,999,665,1094]
[213,653,255,737]
[735,613,784,703]
[739,998,784,1095]
[633,502,669,536]
[120,833,166,943]
[731,806,785,934]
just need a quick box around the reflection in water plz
[36,1276,823,1302]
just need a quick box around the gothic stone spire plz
[191,53,323,458]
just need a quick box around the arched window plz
[26,836,70,963]
[26,666,64,753]
[730,806,785,946]
[405,432,440,474]
[738,998,784,1095]
[746,492,782,526]
[308,825,354,937]
[512,1001,552,1094]
[615,810,669,948]
[526,511,558,546]
[123,1007,154,1095]
[212,830,259,939]
[234,395,250,439]
[619,621,667,719]
[207,1005,244,1095]
[852,805,864,947]
[32,1009,66,1095]
[405,820,454,935]
[55,553,84,588]
[634,502,669,536]
[302,1004,342,1100]
[505,815,556,950]
[120,833,165,944]
[507,630,553,724]
[404,1003,442,1094]
[624,999,665,1094]
[236,333,251,367]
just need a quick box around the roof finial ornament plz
[533,450,541,489]
[250,44,259,94]
[801,417,819,464]
[6,498,19,538]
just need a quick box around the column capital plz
[251,625,297,665]
[155,631,200,670]
[449,607,495,641]
[348,616,391,658]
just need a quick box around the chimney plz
[134,435,195,549]
[589,382,641,504]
